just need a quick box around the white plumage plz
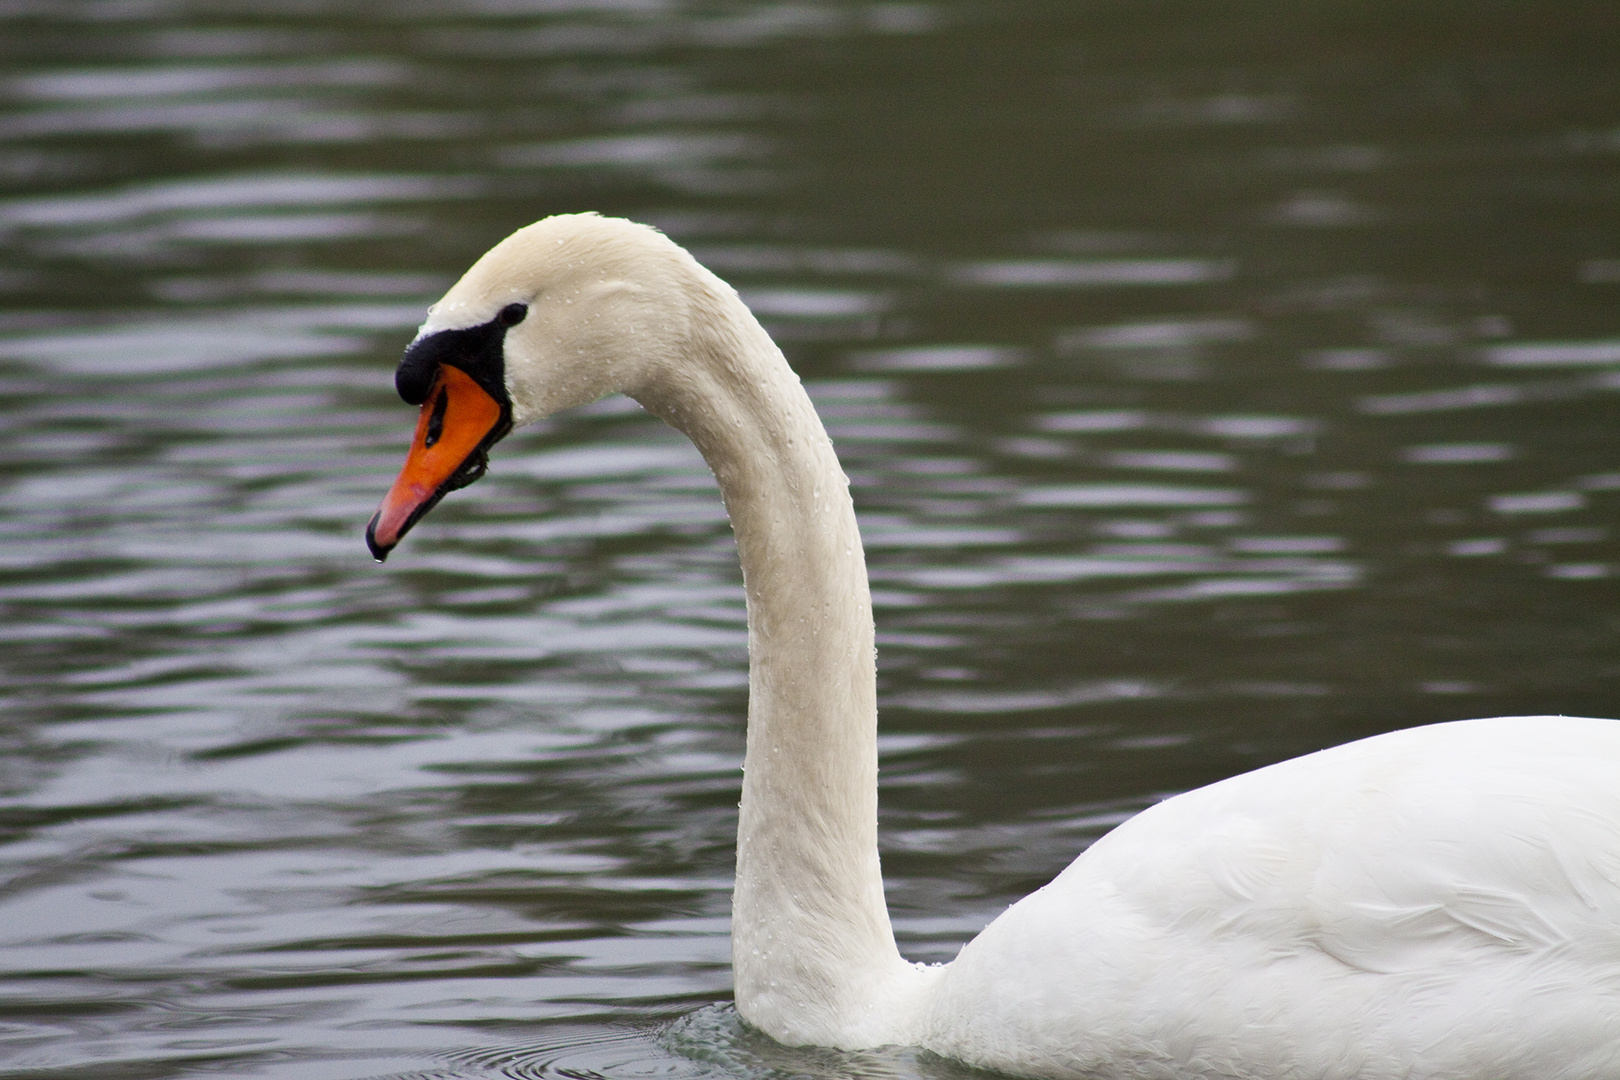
[377,213,1620,1079]
[927,716,1620,1078]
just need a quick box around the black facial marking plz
[394,307,520,408]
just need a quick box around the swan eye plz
[497,302,528,327]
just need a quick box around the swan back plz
[924,716,1620,1079]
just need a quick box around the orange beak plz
[366,364,510,561]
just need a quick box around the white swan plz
[367,213,1620,1080]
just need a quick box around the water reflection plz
[1,2,1619,1078]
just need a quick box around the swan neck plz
[632,283,919,1047]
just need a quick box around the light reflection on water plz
[1,3,1619,1077]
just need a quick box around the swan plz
[366,213,1620,1080]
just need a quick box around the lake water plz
[2,3,1618,1078]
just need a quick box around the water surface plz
[1,3,1619,1078]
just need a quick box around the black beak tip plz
[365,513,394,563]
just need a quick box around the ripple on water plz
[3,3,1620,1078]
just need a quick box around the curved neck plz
[631,280,918,1047]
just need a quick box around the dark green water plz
[1,3,1618,1077]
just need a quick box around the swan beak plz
[366,364,510,561]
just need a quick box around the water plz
[2,3,1618,1077]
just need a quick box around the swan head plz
[366,213,696,561]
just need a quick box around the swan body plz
[368,213,1620,1080]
